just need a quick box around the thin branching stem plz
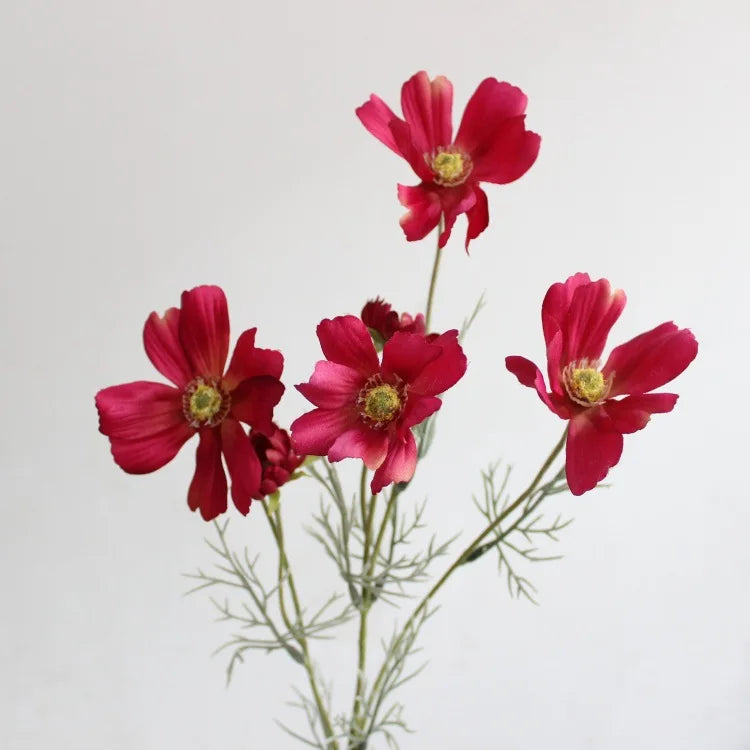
[424,216,444,331]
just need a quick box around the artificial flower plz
[357,71,540,251]
[505,273,698,495]
[291,315,466,493]
[361,297,426,346]
[95,285,285,520]
[250,424,305,499]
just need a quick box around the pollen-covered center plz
[426,146,473,187]
[183,378,231,428]
[364,384,401,422]
[562,360,612,407]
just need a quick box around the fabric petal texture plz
[566,410,623,495]
[143,308,193,387]
[371,433,418,494]
[397,183,442,241]
[317,316,380,375]
[178,285,230,381]
[220,418,261,514]
[188,428,228,521]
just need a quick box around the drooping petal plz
[564,278,626,363]
[400,71,453,155]
[356,94,404,156]
[328,423,389,469]
[381,331,441,384]
[604,393,679,434]
[464,185,489,252]
[398,183,442,241]
[438,185,477,249]
[230,375,285,434]
[565,410,623,496]
[187,428,228,521]
[317,316,379,376]
[504,356,562,416]
[178,286,230,381]
[399,394,442,431]
[143,307,193,387]
[390,120,434,181]
[296,360,364,409]
[223,328,283,390]
[603,323,698,397]
[290,407,359,457]
[410,330,467,395]
[470,116,541,185]
[220,418,261,514]
[455,79,529,156]
[371,432,418,494]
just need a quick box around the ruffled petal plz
[317,316,379,375]
[464,185,489,252]
[187,428,228,521]
[390,120,434,180]
[296,360,365,409]
[603,323,698,397]
[470,116,541,185]
[455,79,529,155]
[437,185,477,249]
[223,328,283,390]
[328,423,389,469]
[356,94,404,156]
[505,356,564,416]
[604,393,679,434]
[409,330,467,395]
[178,286,230,381]
[230,375,285,434]
[541,273,592,349]
[381,331,441,384]
[399,394,442,431]
[143,307,192,387]
[220,418,261,515]
[565,410,623,496]
[400,71,453,154]
[371,432,418,494]
[398,183,442,241]
[290,407,359,457]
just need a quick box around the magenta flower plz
[291,316,467,494]
[506,273,698,495]
[361,297,426,345]
[357,71,540,251]
[95,285,285,520]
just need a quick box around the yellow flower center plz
[189,384,222,420]
[562,360,612,406]
[363,384,401,423]
[182,378,231,427]
[426,146,473,186]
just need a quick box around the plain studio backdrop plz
[1,0,748,748]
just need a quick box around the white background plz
[2,0,749,748]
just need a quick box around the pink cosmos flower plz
[506,273,698,495]
[356,71,540,251]
[95,285,285,521]
[291,315,467,494]
[250,424,305,500]
[361,297,426,345]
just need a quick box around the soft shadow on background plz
[2,0,748,748]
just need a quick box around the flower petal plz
[317,316,379,375]
[178,285,230,380]
[400,71,453,155]
[296,360,365,409]
[230,375,285,434]
[290,407,359,457]
[328,423,389,469]
[565,410,623,496]
[438,185,477,249]
[398,183,442,241]
[504,356,562,416]
[381,331,441,385]
[356,93,404,156]
[604,393,679,434]
[143,307,192,387]
[223,328,283,391]
[187,428,228,521]
[541,273,592,349]
[221,418,261,515]
[371,432,418,494]
[399,394,442,431]
[409,330,467,395]
[390,120,434,180]
[603,323,698,397]
[464,185,489,252]
[455,79,529,155]
[470,116,541,185]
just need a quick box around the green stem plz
[424,217,444,332]
[364,429,568,734]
